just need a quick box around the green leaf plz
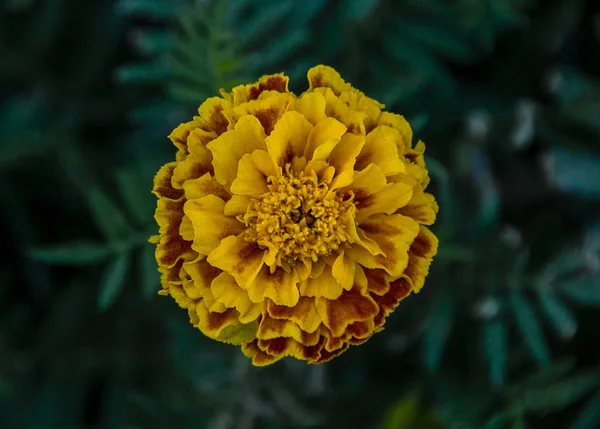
[509,290,551,366]
[342,0,378,21]
[423,291,455,371]
[116,62,170,84]
[484,319,508,386]
[116,0,181,19]
[115,169,153,226]
[559,274,600,306]
[28,242,111,265]
[522,372,600,413]
[216,321,259,345]
[537,288,577,339]
[87,188,131,243]
[98,252,130,310]
[140,244,159,299]
[132,29,172,55]
[384,393,419,429]
[538,248,583,281]
[572,390,600,429]
[399,21,478,62]
[547,148,600,199]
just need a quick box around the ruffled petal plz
[184,195,245,256]
[196,306,240,339]
[267,297,322,333]
[299,264,343,300]
[346,213,420,277]
[207,234,265,289]
[315,286,378,337]
[307,65,354,95]
[231,150,278,197]
[377,112,413,151]
[364,268,392,296]
[153,162,183,200]
[155,198,195,268]
[372,276,412,328]
[247,266,300,307]
[196,97,231,134]
[355,126,406,175]
[257,313,320,346]
[404,226,438,292]
[211,272,262,323]
[265,110,314,167]
[183,172,229,201]
[172,143,213,189]
[231,73,289,105]
[242,340,284,366]
[207,115,267,190]
[399,186,438,226]
[230,92,294,135]
[355,182,413,224]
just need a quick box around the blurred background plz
[1,0,600,428]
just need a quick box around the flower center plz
[241,165,355,267]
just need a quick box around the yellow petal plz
[346,163,387,199]
[207,234,265,289]
[211,272,262,323]
[171,143,213,189]
[247,266,300,307]
[265,110,314,167]
[315,87,367,135]
[346,213,420,277]
[299,264,343,300]
[307,65,354,95]
[295,91,327,125]
[266,297,322,333]
[186,127,218,153]
[168,118,202,154]
[183,172,229,201]
[371,276,412,327]
[399,186,438,226]
[378,112,413,151]
[231,150,278,197]
[154,198,195,268]
[315,287,378,337]
[355,182,413,224]
[328,133,365,189]
[184,195,245,256]
[332,250,356,291]
[207,115,267,190]
[179,214,194,241]
[196,97,231,134]
[303,117,347,160]
[223,194,252,217]
[355,126,406,175]
[311,137,340,162]
[216,321,259,345]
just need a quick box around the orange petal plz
[242,340,284,366]
[265,110,314,167]
[266,297,322,333]
[346,213,420,277]
[315,286,378,337]
[207,234,265,289]
[372,276,412,328]
[231,150,278,197]
[184,195,245,256]
[257,313,320,346]
[355,126,406,175]
[364,268,392,296]
[207,115,267,190]
[404,226,438,292]
[155,198,195,268]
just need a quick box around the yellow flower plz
[151,65,439,365]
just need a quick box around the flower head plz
[151,65,439,365]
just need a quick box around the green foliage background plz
[2,0,600,427]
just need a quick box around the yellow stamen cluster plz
[241,165,355,266]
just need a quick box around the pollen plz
[241,165,355,267]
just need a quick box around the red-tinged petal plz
[153,162,183,200]
[346,213,420,277]
[242,340,284,366]
[207,234,265,289]
[364,268,391,296]
[171,138,213,189]
[266,297,322,334]
[231,150,279,197]
[399,187,438,226]
[230,92,294,135]
[184,195,245,256]
[196,97,230,135]
[405,226,439,292]
[231,73,289,105]
[257,313,320,346]
[372,276,412,328]
[315,286,378,337]
[154,198,195,268]
[207,115,267,190]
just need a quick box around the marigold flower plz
[151,65,439,365]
